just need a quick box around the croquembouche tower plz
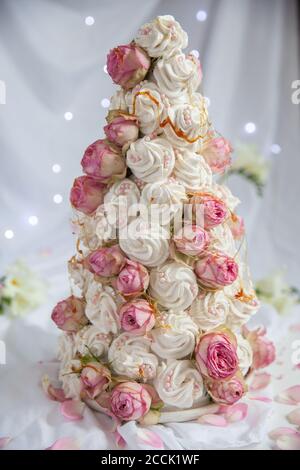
[52,16,275,425]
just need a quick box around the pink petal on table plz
[0,437,11,449]
[113,430,126,448]
[137,429,164,449]
[287,408,300,426]
[42,375,66,402]
[250,372,271,391]
[249,396,272,403]
[60,400,85,421]
[276,434,300,450]
[219,403,248,423]
[269,427,299,440]
[275,385,300,405]
[198,414,228,427]
[46,437,80,450]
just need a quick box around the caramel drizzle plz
[132,91,160,116]
[160,116,207,143]
[235,288,255,304]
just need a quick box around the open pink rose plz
[80,362,111,400]
[202,134,232,174]
[173,224,210,257]
[51,295,88,332]
[227,213,245,240]
[104,114,139,147]
[194,251,238,289]
[206,373,246,405]
[81,139,125,181]
[110,382,152,421]
[116,259,149,297]
[243,326,276,370]
[107,44,150,90]
[70,176,106,215]
[85,245,125,277]
[191,193,228,229]
[195,329,238,380]
[119,299,155,335]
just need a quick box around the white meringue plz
[85,280,121,335]
[109,88,128,112]
[209,223,237,257]
[153,52,201,101]
[236,333,253,376]
[68,257,94,296]
[140,178,187,226]
[154,359,207,409]
[126,81,164,135]
[59,359,82,400]
[74,325,112,359]
[119,217,170,267]
[151,311,198,359]
[226,289,260,329]
[149,261,198,311]
[57,333,76,366]
[173,147,212,190]
[104,178,140,229]
[108,333,158,381]
[127,136,175,183]
[210,183,241,212]
[135,15,188,58]
[189,290,230,331]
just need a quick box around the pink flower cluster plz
[119,299,155,335]
[243,326,276,370]
[190,193,228,230]
[194,251,238,289]
[51,295,88,332]
[110,382,161,421]
[106,44,150,90]
[202,133,232,174]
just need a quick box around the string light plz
[85,16,95,26]
[28,216,39,226]
[196,10,207,22]
[244,122,256,134]
[101,98,110,108]
[190,50,200,59]
[103,65,108,74]
[204,97,211,107]
[271,144,281,154]
[64,112,73,121]
[4,229,14,239]
[52,164,61,173]
[53,194,63,204]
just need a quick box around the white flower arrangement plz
[255,270,300,314]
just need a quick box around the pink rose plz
[194,251,238,289]
[195,329,239,380]
[227,213,245,240]
[119,299,155,335]
[81,139,125,181]
[70,176,106,215]
[173,224,210,256]
[202,134,232,174]
[116,259,149,297]
[51,295,88,332]
[206,373,246,405]
[85,245,125,277]
[80,362,111,400]
[191,193,228,229]
[104,113,139,147]
[110,381,152,421]
[106,44,150,90]
[244,326,276,370]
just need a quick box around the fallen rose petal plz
[269,427,299,440]
[275,385,300,405]
[276,434,300,450]
[0,437,11,449]
[46,437,80,450]
[250,372,271,391]
[249,396,272,403]
[219,403,248,423]
[287,408,300,426]
[60,400,85,421]
[198,414,228,427]
[137,429,164,449]
[42,375,66,402]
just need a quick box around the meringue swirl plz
[189,290,230,331]
[74,325,112,359]
[85,280,121,335]
[173,148,212,190]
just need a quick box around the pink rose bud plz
[195,329,239,380]
[227,213,245,240]
[104,113,139,147]
[244,326,276,370]
[85,245,125,277]
[80,362,111,400]
[110,381,152,421]
[206,373,246,405]
[119,299,155,335]
[70,176,106,215]
[106,43,151,90]
[194,251,238,289]
[173,224,210,257]
[191,193,228,229]
[116,259,149,297]
[202,134,232,174]
[81,139,125,181]
[51,295,88,332]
